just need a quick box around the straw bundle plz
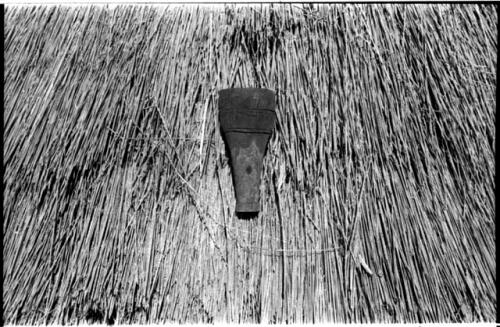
[3,4,496,324]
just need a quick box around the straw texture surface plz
[3,4,497,323]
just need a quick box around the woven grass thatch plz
[3,4,497,324]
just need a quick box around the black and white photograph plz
[2,1,497,324]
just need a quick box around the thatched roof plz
[3,4,496,324]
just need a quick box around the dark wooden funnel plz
[218,88,276,213]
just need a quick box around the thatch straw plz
[3,4,496,324]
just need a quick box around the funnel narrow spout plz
[218,88,276,214]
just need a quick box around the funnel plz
[219,88,276,213]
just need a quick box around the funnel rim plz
[218,107,276,113]
[222,128,274,134]
[218,87,275,93]
[218,88,275,100]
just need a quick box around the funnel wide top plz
[218,88,276,134]
[218,88,275,112]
